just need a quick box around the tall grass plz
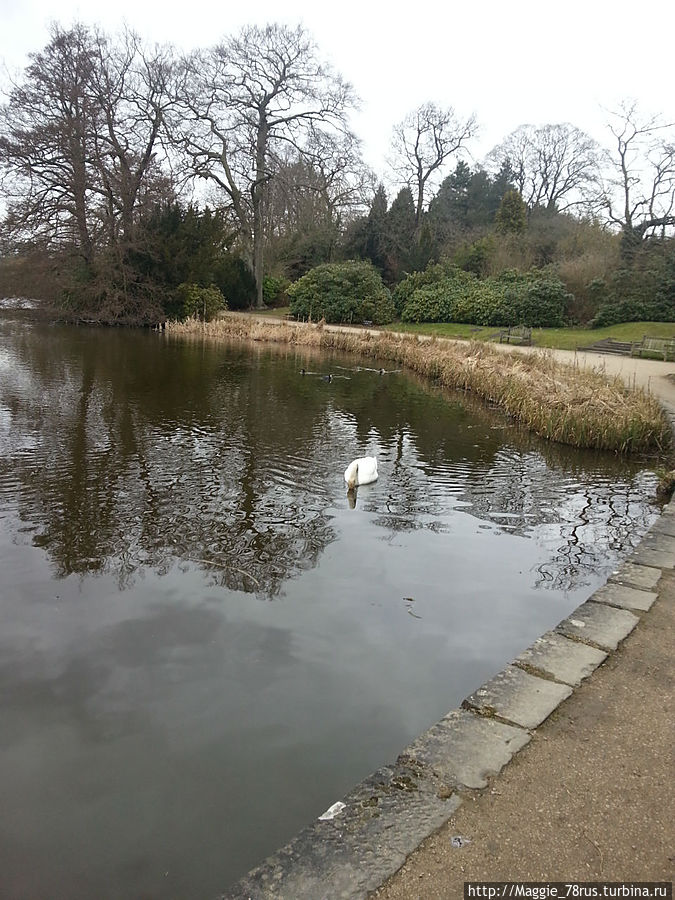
[166,316,672,455]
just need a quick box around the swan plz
[344,456,378,490]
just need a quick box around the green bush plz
[489,269,569,327]
[262,274,289,307]
[590,245,675,326]
[399,266,569,327]
[452,237,494,277]
[174,283,226,321]
[591,296,675,327]
[400,269,479,323]
[392,259,457,316]
[287,260,395,325]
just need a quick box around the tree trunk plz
[253,115,268,309]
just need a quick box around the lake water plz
[0,315,660,899]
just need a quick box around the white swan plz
[344,456,378,490]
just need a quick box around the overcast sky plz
[1,0,673,179]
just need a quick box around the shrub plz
[489,269,569,327]
[591,296,675,327]
[287,260,395,324]
[452,237,494,277]
[399,265,569,327]
[392,259,458,316]
[590,243,675,326]
[262,274,289,307]
[174,283,226,321]
[400,269,479,323]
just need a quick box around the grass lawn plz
[235,308,674,353]
[385,320,675,351]
[249,306,292,318]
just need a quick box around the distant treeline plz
[0,22,673,326]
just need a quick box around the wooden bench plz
[499,325,532,346]
[630,335,675,361]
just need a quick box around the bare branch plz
[389,102,476,226]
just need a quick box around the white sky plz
[1,0,674,181]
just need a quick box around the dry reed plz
[166,316,672,455]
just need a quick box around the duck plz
[344,456,378,490]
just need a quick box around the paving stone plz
[463,665,572,730]
[608,562,662,592]
[628,531,675,569]
[515,631,607,686]
[555,601,639,651]
[638,530,675,551]
[629,545,675,569]
[398,708,531,791]
[590,581,657,612]
[648,516,675,538]
[226,763,461,900]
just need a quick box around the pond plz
[0,314,660,899]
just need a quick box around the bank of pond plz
[0,312,668,898]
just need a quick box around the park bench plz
[630,335,675,361]
[499,325,532,346]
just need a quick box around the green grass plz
[234,308,675,353]
[248,305,291,317]
[384,320,675,351]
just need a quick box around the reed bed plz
[166,316,672,455]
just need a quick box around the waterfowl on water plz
[344,456,378,490]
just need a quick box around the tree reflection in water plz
[0,315,660,597]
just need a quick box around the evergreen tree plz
[385,187,417,281]
[495,190,528,234]
[364,185,389,269]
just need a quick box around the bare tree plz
[488,123,600,213]
[601,101,675,251]
[0,23,176,262]
[0,24,98,261]
[389,102,476,227]
[87,28,176,245]
[173,24,356,307]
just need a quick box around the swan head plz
[344,460,358,490]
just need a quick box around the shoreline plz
[191,314,674,898]
[165,315,672,456]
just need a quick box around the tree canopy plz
[0,21,674,328]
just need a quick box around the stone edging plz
[222,438,675,900]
